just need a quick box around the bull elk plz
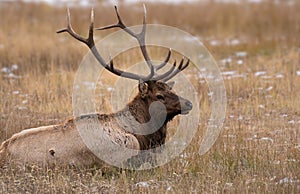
[0,6,192,168]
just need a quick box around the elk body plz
[0,6,192,168]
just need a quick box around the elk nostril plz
[185,101,193,109]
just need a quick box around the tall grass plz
[0,1,299,193]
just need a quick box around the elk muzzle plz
[180,98,193,115]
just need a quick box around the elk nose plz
[185,100,193,110]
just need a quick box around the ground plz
[0,1,299,193]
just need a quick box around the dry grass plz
[0,1,299,193]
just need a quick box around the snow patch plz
[254,71,266,77]
[136,181,150,187]
[236,51,247,58]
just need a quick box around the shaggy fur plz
[0,81,192,167]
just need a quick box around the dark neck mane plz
[118,95,175,150]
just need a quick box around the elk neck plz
[117,94,170,150]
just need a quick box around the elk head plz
[138,80,192,120]
[57,5,193,121]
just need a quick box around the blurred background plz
[0,0,299,193]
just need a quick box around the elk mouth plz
[181,109,191,115]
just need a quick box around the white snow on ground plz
[254,71,266,77]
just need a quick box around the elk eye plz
[156,94,165,101]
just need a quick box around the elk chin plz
[181,110,188,115]
[181,109,191,115]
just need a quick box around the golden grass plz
[0,1,299,193]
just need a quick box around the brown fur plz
[0,81,192,167]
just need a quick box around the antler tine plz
[140,4,147,38]
[87,8,95,46]
[57,8,90,46]
[96,5,154,80]
[96,6,126,31]
[57,8,113,70]
[108,55,114,70]
[161,58,190,82]
[181,58,190,70]
[107,57,152,79]
[98,5,147,41]
[135,4,152,72]
[150,49,174,80]
[153,60,176,81]
[96,6,136,38]
[154,48,172,71]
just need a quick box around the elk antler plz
[162,57,190,82]
[57,5,189,81]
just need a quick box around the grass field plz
[0,0,299,193]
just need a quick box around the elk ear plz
[138,80,148,98]
[167,81,175,89]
